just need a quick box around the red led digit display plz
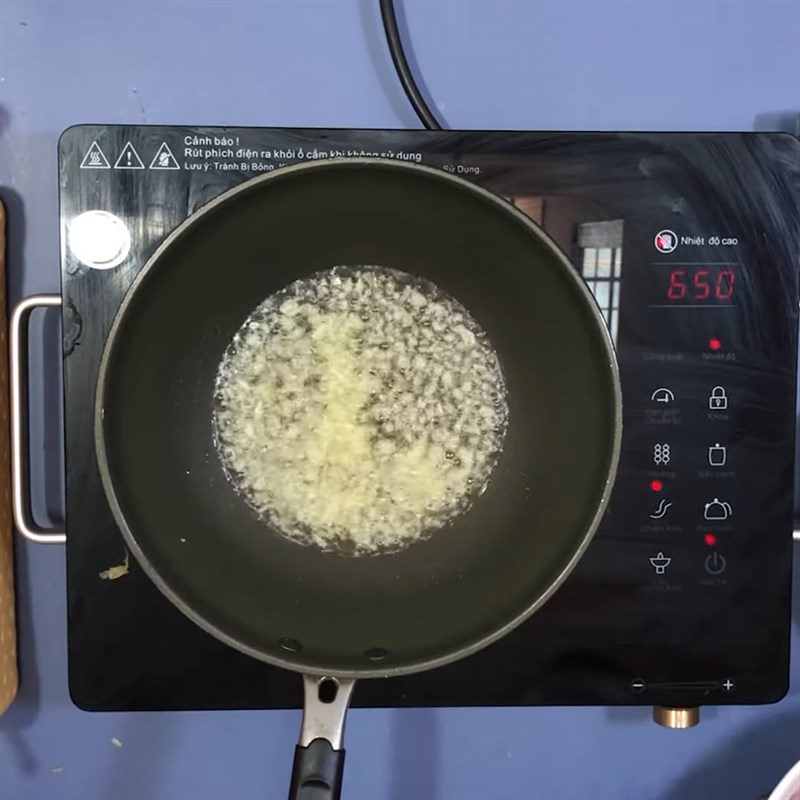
[715,268,735,300]
[665,267,735,303]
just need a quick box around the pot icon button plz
[708,444,727,467]
[704,498,732,521]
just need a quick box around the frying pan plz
[95,159,621,799]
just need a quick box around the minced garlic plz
[213,266,507,554]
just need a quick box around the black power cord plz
[379,0,443,130]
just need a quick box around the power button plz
[704,552,727,575]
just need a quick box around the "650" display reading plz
[665,267,735,303]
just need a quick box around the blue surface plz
[1,2,799,798]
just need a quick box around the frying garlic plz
[213,266,508,554]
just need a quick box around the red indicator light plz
[709,338,722,351]
[650,480,663,492]
[704,533,717,546]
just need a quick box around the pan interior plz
[211,264,509,556]
[98,161,619,675]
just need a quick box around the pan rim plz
[95,157,622,679]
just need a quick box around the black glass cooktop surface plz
[59,126,799,711]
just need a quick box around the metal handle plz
[10,294,65,544]
[298,675,355,749]
[287,675,355,800]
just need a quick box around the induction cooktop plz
[58,126,799,713]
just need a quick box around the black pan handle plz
[287,675,355,800]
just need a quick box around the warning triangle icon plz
[114,142,145,170]
[80,141,111,169]
[149,142,180,170]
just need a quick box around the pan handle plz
[287,675,355,800]
[9,294,65,544]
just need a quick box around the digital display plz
[662,266,736,304]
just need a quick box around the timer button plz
[651,387,675,404]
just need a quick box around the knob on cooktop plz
[652,706,700,729]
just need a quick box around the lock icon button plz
[709,386,728,410]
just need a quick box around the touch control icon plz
[649,552,671,575]
[708,444,727,467]
[653,443,671,466]
[649,499,672,519]
[704,498,732,521]
[651,388,675,404]
[709,386,728,410]
[705,552,727,575]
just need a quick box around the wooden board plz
[0,198,18,715]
